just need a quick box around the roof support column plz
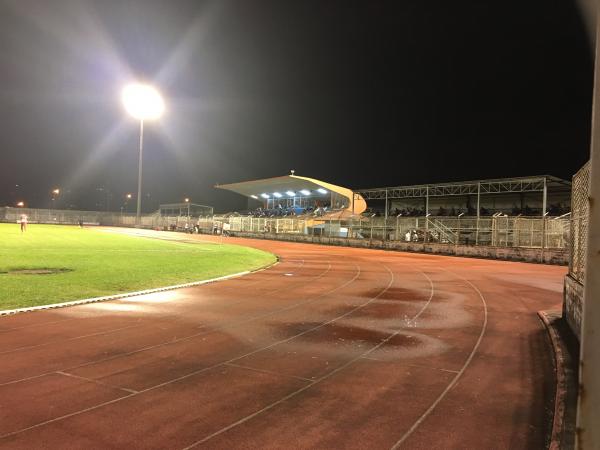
[542,177,547,216]
[425,186,429,216]
[475,182,481,245]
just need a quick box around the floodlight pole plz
[576,18,600,450]
[136,119,144,226]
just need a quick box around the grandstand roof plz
[216,175,329,198]
[215,174,367,214]
[357,175,571,200]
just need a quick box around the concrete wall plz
[564,275,584,341]
[230,231,568,265]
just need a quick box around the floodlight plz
[16,201,24,207]
[52,188,60,195]
[260,193,269,199]
[317,188,328,194]
[184,198,190,203]
[121,83,165,120]
[273,192,282,198]
[126,193,132,199]
[250,195,259,199]
[300,189,310,196]
[286,191,295,197]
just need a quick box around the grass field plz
[0,224,276,310]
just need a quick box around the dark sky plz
[0,0,594,212]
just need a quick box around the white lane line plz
[0,260,336,387]
[0,323,143,355]
[55,371,138,395]
[181,264,401,449]
[224,363,314,383]
[389,271,488,449]
[0,262,365,440]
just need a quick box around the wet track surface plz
[0,229,566,449]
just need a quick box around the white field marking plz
[0,260,340,387]
[181,264,434,449]
[0,263,276,317]
[0,261,304,333]
[389,270,489,449]
[0,323,144,355]
[0,262,363,440]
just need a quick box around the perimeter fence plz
[564,162,590,341]
[569,162,590,283]
[1,205,569,251]
[211,214,569,250]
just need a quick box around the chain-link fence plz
[2,205,570,251]
[211,214,569,249]
[569,162,590,283]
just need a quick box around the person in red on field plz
[19,213,28,232]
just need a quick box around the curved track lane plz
[0,229,565,449]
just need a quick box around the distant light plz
[126,193,132,199]
[273,192,282,198]
[260,193,269,199]
[52,188,60,195]
[286,191,295,197]
[16,201,24,207]
[300,189,310,196]
[317,188,328,194]
[250,195,259,199]
[121,83,165,121]
[184,198,190,203]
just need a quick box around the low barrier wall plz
[230,231,568,265]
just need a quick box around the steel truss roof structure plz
[356,175,571,200]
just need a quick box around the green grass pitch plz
[0,224,276,310]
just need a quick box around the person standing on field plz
[19,213,28,232]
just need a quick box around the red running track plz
[0,229,565,449]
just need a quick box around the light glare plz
[300,189,310,196]
[260,193,269,199]
[122,83,165,120]
[286,191,295,196]
[317,188,328,194]
[273,192,282,198]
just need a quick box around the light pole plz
[121,83,165,226]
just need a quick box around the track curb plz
[538,310,576,450]
[0,260,279,317]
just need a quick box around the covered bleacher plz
[215,173,367,218]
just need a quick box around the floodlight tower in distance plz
[121,83,165,226]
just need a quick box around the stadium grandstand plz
[357,175,571,218]
[215,173,367,218]
[216,173,571,219]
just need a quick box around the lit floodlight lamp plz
[121,83,165,121]
[184,198,190,203]
[16,201,24,207]
[260,193,269,199]
[286,191,295,197]
[273,192,282,198]
[52,188,60,195]
[317,188,328,194]
[300,189,310,196]
[126,193,132,199]
[250,195,259,199]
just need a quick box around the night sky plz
[0,0,594,212]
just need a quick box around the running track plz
[0,228,565,449]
